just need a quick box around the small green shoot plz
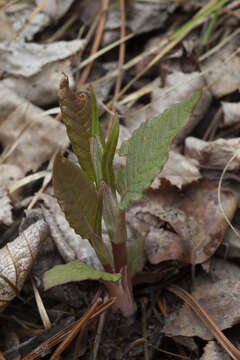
[43,74,200,317]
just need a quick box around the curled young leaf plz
[58,74,94,180]
[0,220,49,312]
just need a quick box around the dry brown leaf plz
[127,179,237,265]
[221,101,240,128]
[0,186,13,227]
[35,0,75,20]
[0,10,15,41]
[0,84,68,173]
[151,150,201,189]
[0,164,24,226]
[201,341,231,360]
[185,137,240,171]
[163,279,240,340]
[201,38,240,97]
[0,40,85,78]
[124,71,212,146]
[5,2,50,41]
[0,219,49,312]
[102,1,177,45]
[3,59,75,107]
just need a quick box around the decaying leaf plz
[221,101,240,128]
[127,178,237,265]
[0,219,49,312]
[0,83,68,173]
[5,2,50,41]
[185,137,240,171]
[201,341,231,360]
[151,150,201,189]
[35,0,75,20]
[0,164,24,226]
[163,279,240,340]
[201,38,240,97]
[124,71,212,146]
[3,59,75,107]
[0,40,85,78]
[102,1,177,45]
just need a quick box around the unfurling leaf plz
[58,75,95,180]
[44,260,121,289]
[102,182,127,244]
[0,220,48,312]
[102,118,119,194]
[53,153,99,240]
[117,92,201,209]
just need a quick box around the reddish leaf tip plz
[59,73,69,90]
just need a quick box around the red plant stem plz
[104,264,113,273]
[111,210,128,273]
[112,242,128,273]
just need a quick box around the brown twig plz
[77,0,109,87]
[167,285,240,360]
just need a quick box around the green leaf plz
[102,118,119,194]
[117,92,201,209]
[53,153,113,267]
[44,260,121,290]
[58,75,94,180]
[53,153,98,240]
[90,136,103,189]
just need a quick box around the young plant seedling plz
[44,74,200,317]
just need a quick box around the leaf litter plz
[0,0,240,359]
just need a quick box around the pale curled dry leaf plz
[221,102,240,128]
[6,2,50,41]
[0,219,49,312]
[124,71,212,146]
[201,38,240,98]
[151,150,201,189]
[185,137,240,171]
[0,164,24,226]
[201,341,231,360]
[3,59,76,107]
[127,178,237,265]
[0,186,13,226]
[35,0,75,20]
[0,40,85,77]
[163,279,240,341]
[102,1,177,45]
[0,83,68,173]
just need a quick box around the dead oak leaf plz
[127,178,237,265]
[0,219,49,312]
